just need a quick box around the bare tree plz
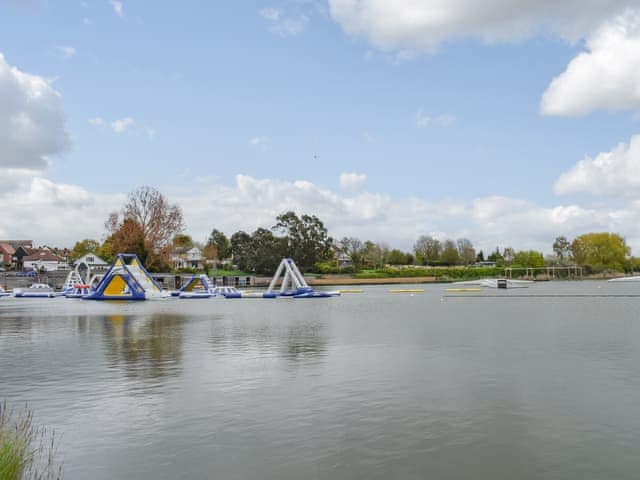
[456,238,476,265]
[121,186,184,250]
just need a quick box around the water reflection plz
[210,319,327,361]
[100,314,186,381]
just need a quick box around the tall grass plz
[0,402,62,480]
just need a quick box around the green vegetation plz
[57,184,640,278]
[231,212,333,274]
[571,232,629,272]
[354,266,500,280]
[0,402,62,480]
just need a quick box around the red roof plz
[23,251,65,262]
[0,243,16,255]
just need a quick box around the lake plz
[1,281,639,479]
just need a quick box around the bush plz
[312,262,356,275]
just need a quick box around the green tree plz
[207,229,231,260]
[476,250,485,262]
[553,236,571,262]
[414,235,441,265]
[71,239,101,260]
[571,232,630,271]
[388,249,409,265]
[340,237,365,270]
[487,247,503,263]
[362,241,385,269]
[230,231,251,270]
[172,234,193,249]
[247,228,286,274]
[273,212,333,271]
[513,250,545,268]
[440,239,460,265]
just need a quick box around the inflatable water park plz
[1,254,340,301]
[231,258,340,299]
[84,253,170,300]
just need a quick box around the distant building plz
[23,251,68,272]
[0,243,16,266]
[73,253,110,272]
[474,261,497,267]
[170,246,204,270]
[334,247,353,267]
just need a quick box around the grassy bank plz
[0,402,62,480]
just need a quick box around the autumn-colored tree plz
[104,186,184,271]
[122,186,184,249]
[103,219,147,262]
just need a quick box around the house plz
[0,243,16,266]
[73,253,109,272]
[170,246,204,270]
[23,251,68,272]
[334,247,353,267]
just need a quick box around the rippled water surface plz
[1,281,640,479]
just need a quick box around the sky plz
[2,0,640,254]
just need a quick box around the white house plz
[73,253,109,271]
[23,251,68,272]
[171,246,204,270]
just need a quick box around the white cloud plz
[88,116,104,126]
[110,0,123,17]
[249,135,270,151]
[111,117,135,133]
[145,127,156,140]
[416,109,456,128]
[340,172,367,191]
[5,171,640,253]
[555,133,640,197]
[541,12,640,116]
[55,45,76,59]
[328,0,640,53]
[0,52,70,170]
[259,7,309,36]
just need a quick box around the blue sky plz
[3,1,640,252]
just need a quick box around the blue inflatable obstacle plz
[173,274,214,299]
[84,254,170,301]
[225,258,340,299]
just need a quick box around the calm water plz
[1,281,640,479]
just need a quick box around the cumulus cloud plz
[340,172,367,191]
[542,12,640,116]
[4,172,640,252]
[0,52,70,170]
[111,117,135,133]
[555,134,640,196]
[328,0,640,53]
[0,176,124,245]
[259,7,309,36]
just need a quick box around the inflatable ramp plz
[172,274,214,298]
[84,254,168,300]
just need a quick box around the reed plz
[0,402,62,480]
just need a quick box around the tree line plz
[66,186,640,274]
